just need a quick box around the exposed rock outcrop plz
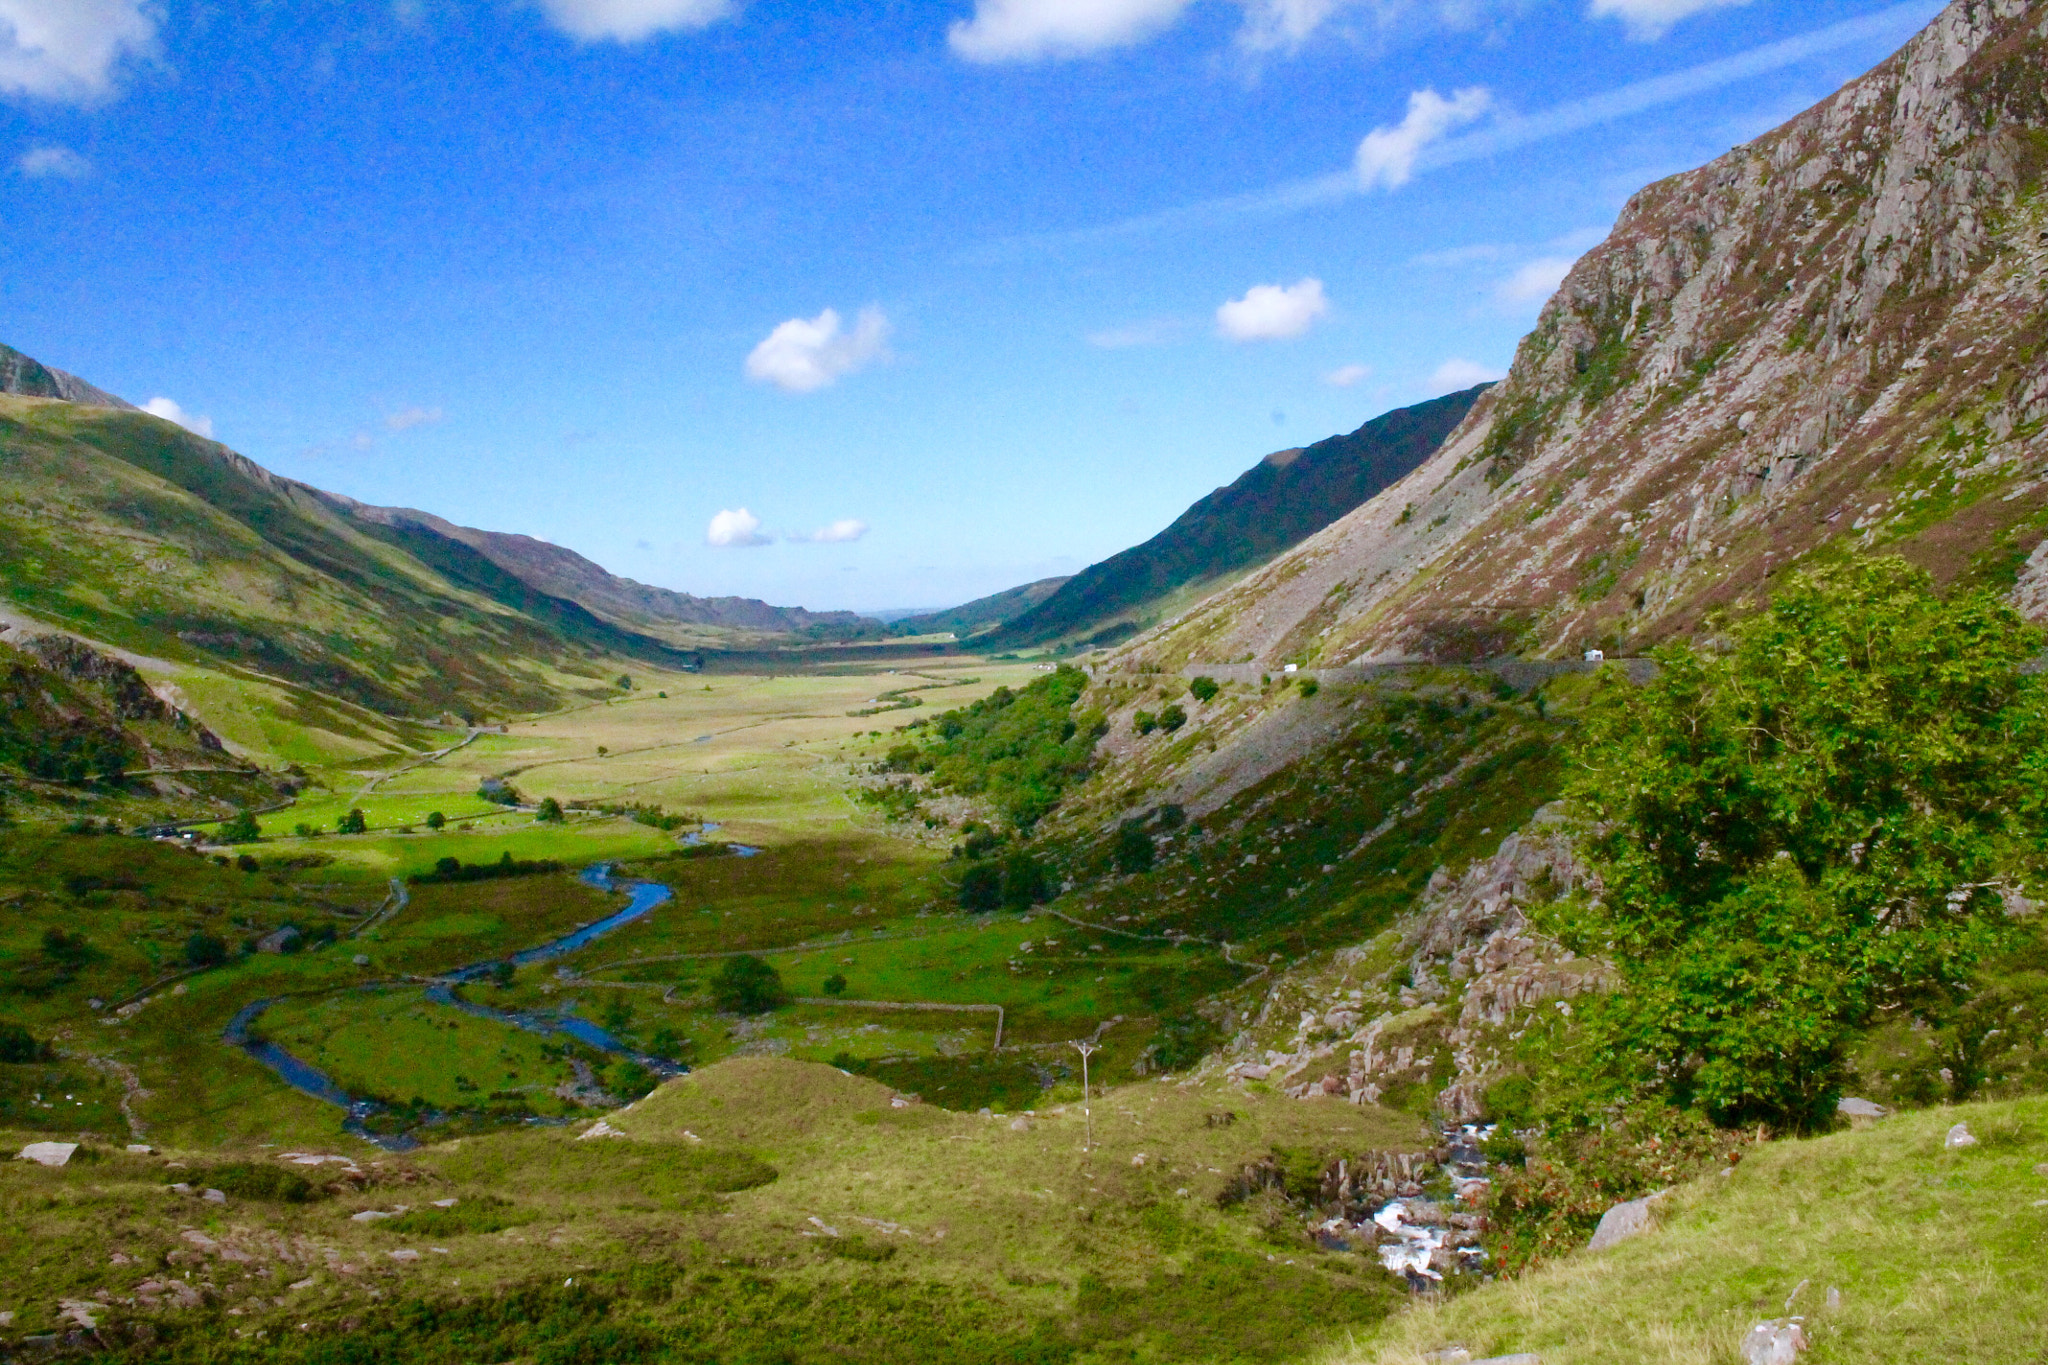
[1126,0,2048,673]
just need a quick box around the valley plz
[7,2,2048,1361]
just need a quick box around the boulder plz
[1586,1190,1668,1251]
[1944,1122,1977,1149]
[1740,1320,1808,1364]
[19,1141,79,1167]
[1835,1097,1887,1121]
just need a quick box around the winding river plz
[224,863,689,1147]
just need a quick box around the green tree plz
[958,861,1002,911]
[1188,676,1220,703]
[219,807,261,843]
[337,808,367,835]
[425,811,446,831]
[711,955,788,1014]
[1548,559,2048,1132]
[647,1028,695,1064]
[822,972,848,997]
[536,796,565,824]
[1133,710,1159,735]
[1158,704,1187,733]
[609,1061,657,1098]
[184,932,229,968]
[1114,821,1155,875]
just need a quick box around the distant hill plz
[0,342,136,411]
[330,502,869,644]
[892,576,1071,638]
[993,385,1488,648]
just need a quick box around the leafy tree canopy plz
[1544,558,2048,1131]
[906,666,1105,828]
[711,954,788,1015]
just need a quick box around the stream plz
[224,863,685,1147]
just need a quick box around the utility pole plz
[1070,1039,1098,1150]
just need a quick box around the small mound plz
[621,1056,906,1147]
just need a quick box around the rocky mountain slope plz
[0,342,136,413]
[993,386,1487,649]
[1126,0,2048,673]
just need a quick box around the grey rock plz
[1740,1320,1808,1365]
[1945,1122,1977,1149]
[18,1141,78,1167]
[202,1188,227,1203]
[1586,1190,1667,1252]
[1836,1097,1887,1120]
[1472,1356,1543,1365]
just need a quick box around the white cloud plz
[797,518,870,544]
[16,143,89,178]
[1496,255,1575,307]
[744,306,890,394]
[1323,363,1372,388]
[534,0,735,42]
[143,396,213,440]
[0,0,156,103]
[1588,0,1751,42]
[384,405,444,431]
[1237,0,1340,52]
[1086,318,1185,349]
[1429,358,1505,391]
[1216,278,1328,342]
[1355,86,1492,190]
[706,507,771,548]
[948,0,1194,62]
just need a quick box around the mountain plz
[891,575,1071,638]
[329,501,869,644]
[1124,0,2048,673]
[0,341,137,412]
[994,385,1489,649]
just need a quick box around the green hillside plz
[892,574,1072,639]
[996,385,1486,649]
[0,393,686,720]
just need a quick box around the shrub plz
[822,973,848,997]
[1000,853,1051,909]
[426,811,446,830]
[1114,822,1155,874]
[219,808,262,843]
[1296,677,1319,699]
[411,852,564,885]
[1133,710,1159,735]
[536,796,565,824]
[0,1023,51,1063]
[711,955,788,1014]
[1158,704,1187,732]
[201,1162,322,1203]
[337,808,367,835]
[1188,676,1220,703]
[958,861,1002,911]
[1147,1010,1223,1072]
[185,932,229,968]
[236,853,259,872]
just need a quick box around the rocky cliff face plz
[0,343,136,412]
[1135,0,2048,671]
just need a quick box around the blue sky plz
[1,0,1942,613]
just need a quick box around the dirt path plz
[351,727,487,804]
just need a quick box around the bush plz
[236,853,260,872]
[608,1061,658,1099]
[1134,710,1159,735]
[909,665,1105,827]
[219,808,262,843]
[1113,821,1155,875]
[337,808,367,834]
[1158,704,1187,733]
[0,1023,51,1063]
[822,973,848,997]
[426,811,446,830]
[1296,677,1319,699]
[958,861,1002,911]
[385,1194,530,1236]
[185,932,229,968]
[1188,676,1220,703]
[412,852,564,885]
[1147,1010,1223,1072]
[536,796,565,824]
[1000,852,1051,909]
[201,1162,323,1203]
[711,955,788,1014]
